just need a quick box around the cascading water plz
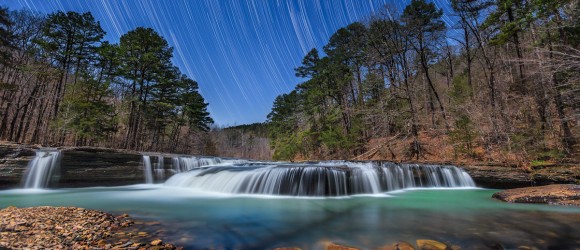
[164,161,476,196]
[22,150,62,189]
[155,156,165,179]
[142,154,246,183]
[170,156,224,173]
[143,155,154,184]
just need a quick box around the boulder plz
[416,239,447,250]
[378,241,416,250]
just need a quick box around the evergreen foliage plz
[268,0,579,161]
[0,9,213,152]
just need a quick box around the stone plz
[416,240,447,250]
[492,184,580,206]
[97,239,107,247]
[378,241,416,250]
[274,248,301,250]
[100,221,111,228]
[325,242,359,250]
[150,239,163,246]
[0,206,181,250]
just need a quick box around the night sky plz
[0,0,456,126]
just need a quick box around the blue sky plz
[1,0,456,126]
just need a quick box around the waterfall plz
[142,154,247,183]
[155,156,165,180]
[170,156,231,172]
[22,150,62,189]
[164,161,476,196]
[143,155,153,184]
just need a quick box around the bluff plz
[0,142,144,188]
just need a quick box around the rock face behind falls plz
[0,144,144,188]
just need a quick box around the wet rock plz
[378,241,416,250]
[517,246,538,250]
[459,164,580,189]
[416,239,447,250]
[325,242,359,250]
[150,239,162,246]
[492,184,580,206]
[449,245,461,250]
[273,248,301,250]
[459,165,533,188]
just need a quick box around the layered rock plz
[58,147,144,187]
[492,184,580,206]
[0,142,37,188]
[0,143,145,189]
[460,164,579,189]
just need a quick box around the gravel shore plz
[0,206,182,250]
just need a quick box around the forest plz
[267,0,579,164]
[0,8,213,153]
[1,0,578,165]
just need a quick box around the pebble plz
[0,206,182,250]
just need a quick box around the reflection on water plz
[1,186,579,249]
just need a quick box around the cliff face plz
[57,147,144,187]
[460,164,580,189]
[0,142,37,188]
[0,143,145,189]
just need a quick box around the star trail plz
[0,0,456,126]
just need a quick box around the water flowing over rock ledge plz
[0,142,578,190]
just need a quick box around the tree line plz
[0,8,213,153]
[267,0,578,163]
[210,123,271,160]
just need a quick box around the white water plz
[142,154,248,183]
[143,155,153,184]
[22,150,61,189]
[164,161,476,196]
[155,156,165,179]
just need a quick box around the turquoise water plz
[1,186,579,249]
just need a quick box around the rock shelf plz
[493,184,580,206]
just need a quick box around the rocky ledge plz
[1,141,579,189]
[0,206,182,249]
[492,184,580,206]
[0,142,145,189]
[460,164,579,189]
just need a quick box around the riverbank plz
[0,206,182,249]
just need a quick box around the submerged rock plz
[378,241,416,250]
[492,184,580,206]
[318,241,359,250]
[416,239,448,250]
